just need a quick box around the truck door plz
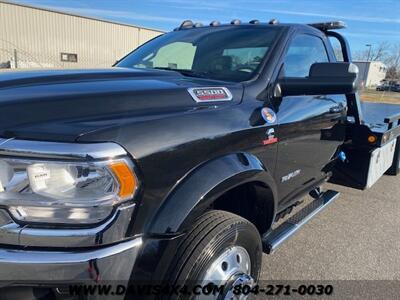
[273,33,347,205]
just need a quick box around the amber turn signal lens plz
[109,162,137,199]
[367,135,377,144]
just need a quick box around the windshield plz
[117,26,281,82]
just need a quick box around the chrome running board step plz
[262,190,340,254]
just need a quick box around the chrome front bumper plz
[0,238,142,283]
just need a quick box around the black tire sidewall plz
[184,220,262,285]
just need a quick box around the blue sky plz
[13,0,400,53]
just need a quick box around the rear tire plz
[167,210,262,299]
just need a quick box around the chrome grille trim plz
[0,138,127,161]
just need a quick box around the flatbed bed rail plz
[384,112,400,130]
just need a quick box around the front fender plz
[148,152,278,234]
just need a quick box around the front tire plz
[167,210,262,299]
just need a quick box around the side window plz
[328,36,344,62]
[283,34,329,77]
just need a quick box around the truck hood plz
[0,68,243,142]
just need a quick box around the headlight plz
[0,140,138,225]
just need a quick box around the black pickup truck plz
[0,20,400,300]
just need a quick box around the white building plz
[0,1,164,69]
[353,61,387,88]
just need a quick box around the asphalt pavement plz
[260,174,400,281]
[256,175,400,298]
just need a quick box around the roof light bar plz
[174,18,346,31]
[308,21,346,31]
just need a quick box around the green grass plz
[360,90,400,104]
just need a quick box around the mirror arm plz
[273,83,282,98]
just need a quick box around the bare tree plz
[386,66,398,79]
[353,42,389,61]
[371,42,390,61]
[385,44,400,70]
[352,41,400,80]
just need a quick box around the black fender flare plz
[148,152,278,234]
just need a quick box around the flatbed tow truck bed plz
[362,102,400,132]
[330,99,400,189]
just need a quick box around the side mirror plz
[277,62,358,97]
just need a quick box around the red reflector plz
[263,137,278,145]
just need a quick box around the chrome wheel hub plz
[200,246,254,300]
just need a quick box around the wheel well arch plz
[211,181,275,233]
[148,153,278,234]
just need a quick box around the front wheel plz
[167,210,262,299]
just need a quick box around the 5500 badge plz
[188,87,233,102]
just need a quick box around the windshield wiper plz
[153,67,208,78]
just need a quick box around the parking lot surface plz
[261,175,400,281]
[361,90,400,104]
